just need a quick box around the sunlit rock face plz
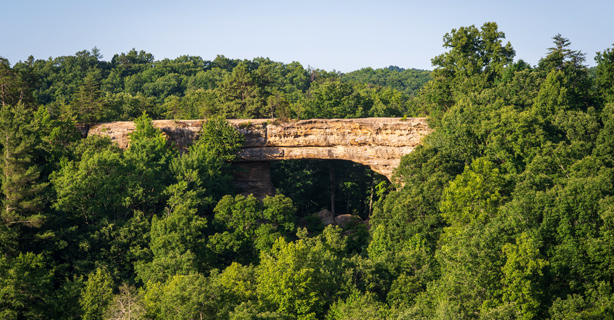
[88,117,431,181]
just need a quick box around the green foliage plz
[171,116,244,207]
[549,283,614,319]
[52,113,174,224]
[141,273,215,320]
[595,44,614,103]
[217,61,266,118]
[440,158,507,228]
[421,22,515,127]
[342,66,431,97]
[298,78,366,119]
[432,22,515,82]
[123,113,175,213]
[1,57,33,107]
[136,191,208,284]
[326,290,389,319]
[0,103,47,232]
[80,267,114,320]
[52,276,85,320]
[501,232,549,319]
[369,145,463,257]
[0,252,53,320]
[140,263,257,320]
[594,103,614,165]
[366,24,614,319]
[51,148,128,224]
[256,227,350,319]
[13,48,429,121]
[65,71,105,124]
[209,194,296,265]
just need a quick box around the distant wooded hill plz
[342,66,431,96]
[9,51,431,123]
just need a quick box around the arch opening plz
[251,159,392,221]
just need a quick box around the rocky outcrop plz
[88,117,431,181]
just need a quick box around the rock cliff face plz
[88,117,431,182]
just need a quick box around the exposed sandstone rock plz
[311,210,363,228]
[88,117,431,181]
[334,214,362,228]
[314,209,335,226]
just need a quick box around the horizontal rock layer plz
[88,117,431,180]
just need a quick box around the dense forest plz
[1,21,614,319]
[5,48,430,123]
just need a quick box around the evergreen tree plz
[0,103,47,252]
[66,71,105,125]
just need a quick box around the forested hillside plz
[2,21,614,319]
[342,66,431,96]
[8,51,429,123]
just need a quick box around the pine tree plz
[0,103,46,231]
[66,71,105,125]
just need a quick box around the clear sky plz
[2,0,613,72]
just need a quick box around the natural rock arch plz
[88,117,431,197]
[88,117,430,179]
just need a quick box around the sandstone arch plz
[88,118,430,198]
[88,117,431,181]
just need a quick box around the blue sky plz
[2,0,613,72]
